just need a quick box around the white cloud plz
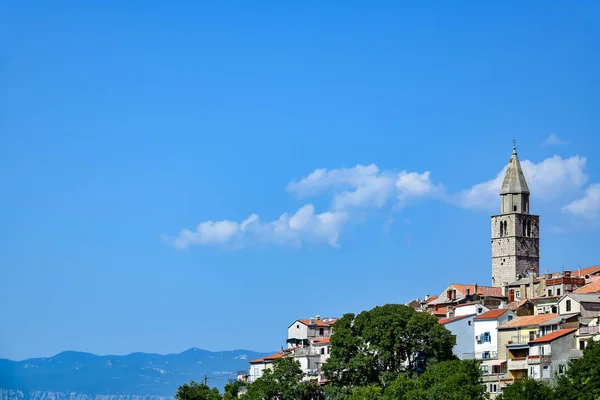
[173,220,239,248]
[396,170,441,206]
[167,153,595,250]
[455,156,587,211]
[287,164,396,210]
[287,164,440,210]
[169,204,348,249]
[541,133,568,147]
[563,184,600,219]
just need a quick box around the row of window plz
[498,219,535,237]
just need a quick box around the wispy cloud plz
[563,184,600,219]
[287,164,441,210]
[168,205,348,250]
[541,133,568,147]
[165,154,593,250]
[454,156,587,211]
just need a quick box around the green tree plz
[382,375,416,399]
[244,357,320,400]
[223,379,246,400]
[348,385,382,400]
[175,380,222,400]
[296,380,325,400]
[554,338,600,400]
[405,359,486,400]
[322,304,456,387]
[496,378,554,400]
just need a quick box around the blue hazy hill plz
[0,348,271,396]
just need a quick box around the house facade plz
[439,314,476,360]
[287,316,335,348]
[474,308,515,360]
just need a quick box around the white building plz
[525,328,578,381]
[287,316,336,348]
[439,303,489,360]
[249,315,337,384]
[248,351,286,383]
[474,308,515,361]
[455,302,490,317]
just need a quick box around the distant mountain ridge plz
[0,348,271,399]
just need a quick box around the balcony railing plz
[482,373,508,382]
[580,326,600,335]
[508,333,540,344]
[293,347,323,357]
[462,351,498,360]
[570,349,583,359]
[508,357,528,370]
[527,355,552,364]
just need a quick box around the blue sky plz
[1,1,599,360]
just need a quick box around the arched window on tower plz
[527,220,531,237]
[503,221,507,236]
[522,220,526,237]
[500,221,504,237]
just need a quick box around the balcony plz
[508,333,540,345]
[462,351,498,360]
[482,373,508,383]
[527,355,552,364]
[508,357,528,371]
[580,325,600,335]
[570,349,583,359]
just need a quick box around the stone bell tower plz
[491,143,540,287]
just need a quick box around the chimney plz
[310,316,315,325]
[564,270,571,277]
[452,290,457,301]
[425,294,430,302]
[474,282,479,295]
[466,288,471,296]
[508,289,515,303]
[316,315,321,321]
[447,290,453,300]
[501,282,508,297]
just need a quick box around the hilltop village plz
[236,145,600,399]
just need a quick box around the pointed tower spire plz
[491,143,540,287]
[500,141,530,196]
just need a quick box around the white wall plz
[558,296,582,315]
[473,311,514,360]
[248,362,270,383]
[445,316,475,359]
[456,304,489,317]
[288,321,309,346]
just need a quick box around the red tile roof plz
[438,314,475,325]
[474,309,511,320]
[498,313,558,329]
[249,351,286,364]
[574,280,600,294]
[507,299,530,311]
[426,295,439,303]
[572,265,600,277]
[529,328,577,344]
[451,284,503,297]
[296,319,334,327]
[312,337,330,345]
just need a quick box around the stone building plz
[491,144,540,287]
